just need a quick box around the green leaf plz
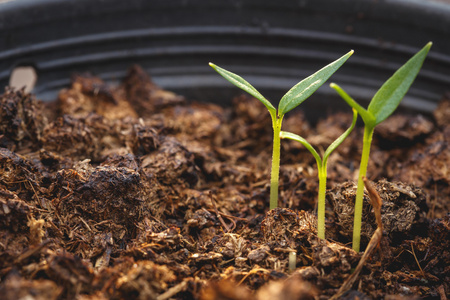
[329,83,376,127]
[323,108,358,163]
[280,131,322,166]
[209,62,276,115]
[278,50,354,116]
[368,42,432,125]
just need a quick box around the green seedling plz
[210,50,353,210]
[280,108,358,239]
[330,42,432,252]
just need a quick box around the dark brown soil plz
[0,65,448,300]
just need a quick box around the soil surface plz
[0,65,449,300]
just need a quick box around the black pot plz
[0,0,449,116]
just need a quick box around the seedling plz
[330,42,432,252]
[280,108,358,239]
[210,50,353,209]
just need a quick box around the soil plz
[0,65,448,300]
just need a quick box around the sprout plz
[280,108,358,239]
[330,42,432,252]
[289,251,297,272]
[209,50,353,209]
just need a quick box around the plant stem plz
[270,117,283,210]
[317,165,327,239]
[352,125,374,252]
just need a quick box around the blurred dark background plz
[1,0,449,118]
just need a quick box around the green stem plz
[270,116,283,210]
[352,126,374,252]
[317,164,327,239]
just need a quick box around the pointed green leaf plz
[209,62,276,114]
[330,83,376,127]
[278,50,354,116]
[368,42,432,125]
[280,131,322,167]
[323,108,358,163]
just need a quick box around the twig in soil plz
[205,209,248,223]
[273,247,296,253]
[47,220,64,238]
[26,179,41,205]
[211,212,242,231]
[330,177,383,300]
[219,258,236,266]
[209,191,230,233]
[14,239,53,264]
[78,216,93,232]
[223,213,237,232]
[237,267,270,286]
[156,280,188,300]
[437,285,447,300]
[409,242,425,277]
[148,214,169,229]
[94,220,112,227]
[364,177,382,229]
